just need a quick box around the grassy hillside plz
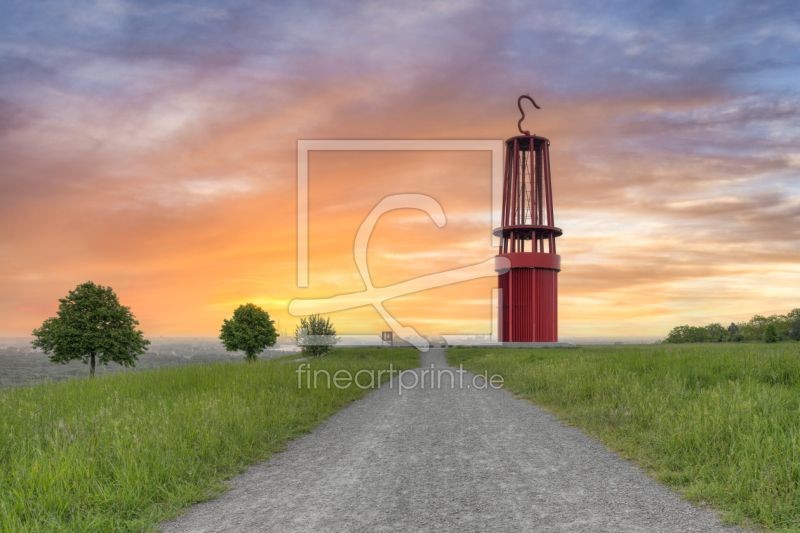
[0,348,418,532]
[447,343,800,532]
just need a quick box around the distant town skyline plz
[1,1,798,337]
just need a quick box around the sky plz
[1,0,799,339]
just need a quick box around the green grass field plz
[447,342,800,532]
[0,348,418,532]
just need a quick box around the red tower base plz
[498,265,559,342]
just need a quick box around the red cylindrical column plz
[495,97,562,342]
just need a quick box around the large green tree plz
[219,303,278,362]
[31,281,150,377]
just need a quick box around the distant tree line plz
[665,309,800,344]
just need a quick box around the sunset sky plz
[1,1,798,339]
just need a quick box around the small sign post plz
[381,331,393,348]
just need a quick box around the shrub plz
[295,314,340,357]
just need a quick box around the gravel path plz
[161,349,745,532]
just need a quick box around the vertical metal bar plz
[532,269,536,342]
[519,150,524,226]
[501,143,507,227]
[498,285,503,343]
[521,270,524,340]
[511,140,520,252]
[530,138,537,226]
[520,145,525,225]
[500,142,510,254]
[531,269,535,341]
[508,269,514,341]
[540,141,548,226]
[554,270,558,342]
[502,143,512,257]
[531,269,536,341]
[538,146,543,226]
[511,140,519,226]
[503,141,513,227]
[522,270,526,341]
[543,141,555,227]
[503,143,511,254]
[532,141,537,226]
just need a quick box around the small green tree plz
[31,281,150,378]
[295,313,340,357]
[219,303,278,362]
[764,323,778,343]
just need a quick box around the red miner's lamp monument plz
[495,96,562,342]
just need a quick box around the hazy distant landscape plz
[0,337,297,388]
[0,335,668,389]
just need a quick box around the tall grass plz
[448,343,800,532]
[0,348,418,532]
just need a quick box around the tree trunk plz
[90,354,96,378]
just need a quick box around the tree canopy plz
[31,281,150,377]
[664,325,713,344]
[219,303,278,362]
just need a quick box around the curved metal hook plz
[517,95,541,136]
